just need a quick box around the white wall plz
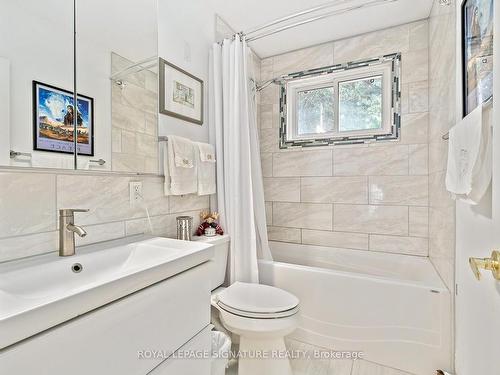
[0,0,158,170]
[0,0,75,169]
[77,0,158,171]
[157,0,215,143]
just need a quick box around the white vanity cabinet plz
[0,262,212,375]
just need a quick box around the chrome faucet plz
[59,209,89,256]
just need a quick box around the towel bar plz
[441,96,493,141]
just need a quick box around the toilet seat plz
[216,282,299,319]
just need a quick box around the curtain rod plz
[441,96,493,140]
[245,0,398,42]
[244,0,356,36]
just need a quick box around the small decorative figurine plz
[196,211,224,237]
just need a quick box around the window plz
[279,54,401,148]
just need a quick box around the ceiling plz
[209,0,434,58]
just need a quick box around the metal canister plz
[176,216,193,241]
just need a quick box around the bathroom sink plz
[0,236,214,349]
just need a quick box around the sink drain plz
[71,263,83,273]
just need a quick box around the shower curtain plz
[209,36,272,284]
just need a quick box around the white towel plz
[163,135,198,195]
[195,142,216,195]
[445,103,492,204]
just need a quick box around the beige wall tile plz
[57,175,170,225]
[334,204,408,235]
[429,171,454,208]
[409,206,429,237]
[136,133,157,158]
[409,144,429,175]
[112,128,122,153]
[402,48,429,83]
[400,83,409,115]
[408,80,429,113]
[429,140,449,174]
[254,19,432,261]
[57,175,132,226]
[302,229,368,250]
[401,112,429,145]
[428,0,456,294]
[301,177,368,204]
[260,84,279,106]
[169,194,210,214]
[0,231,58,262]
[260,128,279,153]
[334,145,409,176]
[261,58,274,81]
[274,150,333,177]
[261,153,273,177]
[112,99,147,133]
[121,129,137,154]
[267,226,301,243]
[333,24,410,64]
[429,205,455,290]
[263,177,300,202]
[273,43,334,76]
[369,234,428,256]
[265,202,273,225]
[260,104,275,129]
[76,221,126,247]
[409,20,429,50]
[273,202,333,230]
[0,173,56,238]
[369,176,428,206]
[112,153,145,172]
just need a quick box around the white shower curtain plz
[210,36,272,284]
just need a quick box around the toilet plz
[195,235,300,375]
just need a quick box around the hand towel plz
[195,142,216,195]
[445,103,492,204]
[163,135,197,195]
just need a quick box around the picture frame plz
[33,81,94,156]
[159,58,204,125]
[461,0,494,117]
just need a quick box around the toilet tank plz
[193,235,230,290]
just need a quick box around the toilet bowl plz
[214,282,299,375]
[194,235,300,375]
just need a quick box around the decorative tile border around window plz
[278,53,401,149]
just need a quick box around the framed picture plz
[159,58,204,125]
[33,81,94,156]
[462,0,494,117]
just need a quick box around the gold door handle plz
[469,251,500,281]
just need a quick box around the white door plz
[454,2,500,374]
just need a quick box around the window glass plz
[338,75,383,132]
[296,86,335,135]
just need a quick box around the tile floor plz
[225,338,414,375]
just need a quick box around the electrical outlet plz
[129,181,143,206]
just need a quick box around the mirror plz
[0,0,76,169]
[76,0,159,173]
[0,0,159,173]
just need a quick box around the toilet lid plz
[217,282,299,317]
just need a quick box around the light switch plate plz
[129,181,143,206]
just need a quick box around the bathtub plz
[258,241,452,375]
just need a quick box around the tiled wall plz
[259,21,430,257]
[111,53,159,174]
[0,170,209,263]
[428,1,456,292]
